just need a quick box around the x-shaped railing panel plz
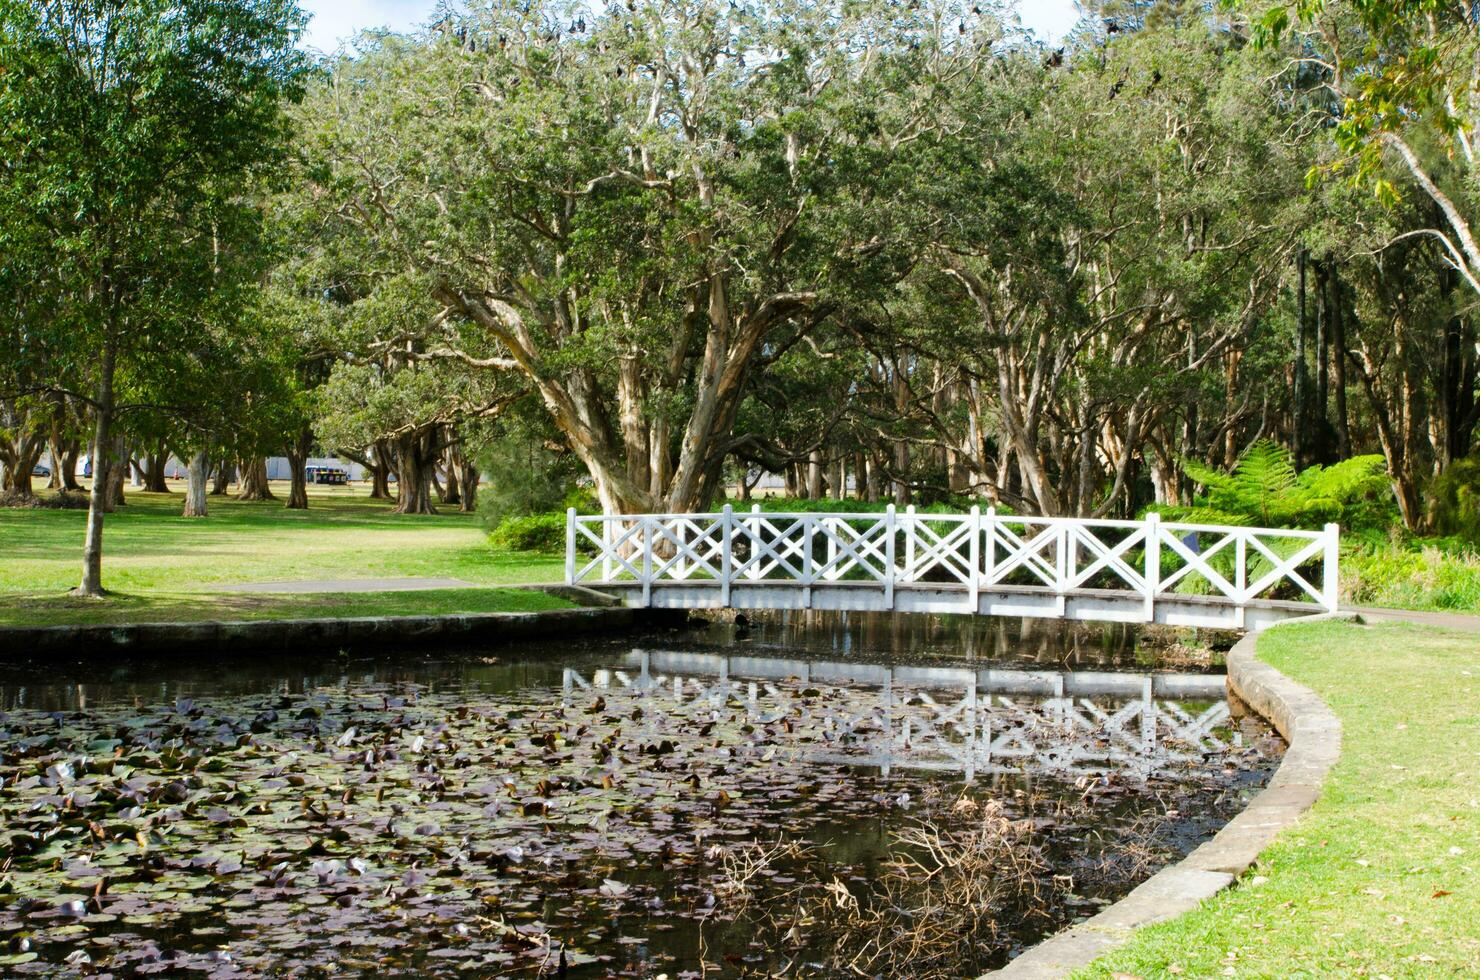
[903,516,976,584]
[649,517,724,582]
[567,509,1340,615]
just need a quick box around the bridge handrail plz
[565,505,1340,614]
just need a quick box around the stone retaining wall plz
[990,619,1344,978]
[0,605,685,658]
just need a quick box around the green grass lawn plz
[0,482,568,627]
[1080,619,1480,978]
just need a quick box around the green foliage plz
[1426,457,1480,543]
[486,512,568,553]
[1169,441,1393,530]
[478,427,585,533]
[1342,535,1480,612]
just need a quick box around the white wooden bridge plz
[566,506,1340,630]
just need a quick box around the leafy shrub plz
[487,512,567,553]
[1427,457,1480,543]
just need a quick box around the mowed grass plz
[1081,620,1480,978]
[0,481,569,627]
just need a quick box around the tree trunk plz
[183,450,210,517]
[442,447,462,507]
[0,433,45,499]
[368,440,392,499]
[143,440,170,493]
[104,438,128,511]
[284,428,310,510]
[45,440,61,490]
[392,430,438,515]
[236,457,276,501]
[75,342,116,597]
[210,456,233,495]
[457,457,479,513]
[618,357,651,493]
[1293,248,1308,468]
[60,440,81,492]
[806,449,823,499]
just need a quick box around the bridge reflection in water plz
[563,649,1236,782]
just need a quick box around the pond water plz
[0,614,1278,978]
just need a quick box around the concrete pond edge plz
[989,613,1349,979]
[0,588,681,658]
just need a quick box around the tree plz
[0,0,308,593]
[292,0,931,515]
[1259,0,1479,295]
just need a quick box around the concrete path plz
[215,577,477,594]
[1351,606,1480,632]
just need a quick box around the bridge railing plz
[566,505,1340,615]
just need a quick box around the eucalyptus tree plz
[902,16,1310,515]
[293,0,963,515]
[1259,0,1479,297]
[0,0,308,594]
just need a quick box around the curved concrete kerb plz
[988,616,1346,979]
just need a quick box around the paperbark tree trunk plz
[104,438,128,511]
[392,429,439,515]
[0,436,44,498]
[456,454,479,513]
[183,450,210,517]
[142,441,170,493]
[61,441,82,492]
[436,286,822,516]
[441,447,461,507]
[284,427,311,510]
[368,440,392,499]
[210,457,233,495]
[46,435,62,491]
[236,457,276,501]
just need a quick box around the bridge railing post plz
[904,504,917,583]
[802,514,815,607]
[1144,511,1160,622]
[748,504,762,580]
[1323,522,1340,612]
[565,508,576,585]
[984,506,996,587]
[721,504,734,606]
[884,504,896,608]
[968,504,981,613]
[641,515,653,607]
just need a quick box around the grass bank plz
[1080,619,1480,978]
[0,482,568,628]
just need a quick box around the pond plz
[0,614,1279,978]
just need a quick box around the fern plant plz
[1166,441,1393,531]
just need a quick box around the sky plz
[298,0,1084,54]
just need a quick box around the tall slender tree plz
[0,0,308,594]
